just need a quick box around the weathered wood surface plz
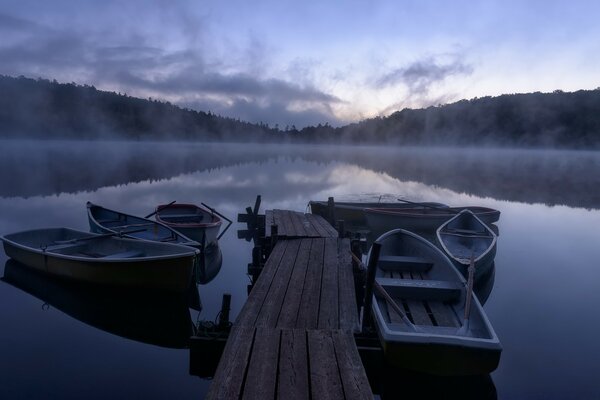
[267,209,338,239]
[206,234,369,400]
[235,238,359,330]
[206,329,372,400]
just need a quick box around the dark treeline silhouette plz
[1,75,599,148]
[0,75,279,141]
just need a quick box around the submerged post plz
[362,241,381,332]
[218,293,232,329]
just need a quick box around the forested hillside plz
[1,75,598,148]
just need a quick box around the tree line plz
[1,75,598,148]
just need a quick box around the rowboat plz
[368,228,501,375]
[1,227,199,292]
[87,202,199,248]
[365,206,500,234]
[154,203,222,246]
[436,210,497,280]
[2,259,195,348]
[309,200,448,227]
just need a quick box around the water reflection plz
[0,142,599,398]
[1,140,598,209]
[2,259,195,348]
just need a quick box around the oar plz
[397,198,456,212]
[373,281,420,332]
[457,252,476,336]
[201,202,233,240]
[349,251,419,332]
[145,200,176,218]
[51,228,148,245]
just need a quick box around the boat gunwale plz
[155,203,222,229]
[1,228,199,264]
[435,210,498,265]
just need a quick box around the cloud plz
[0,11,342,128]
[376,57,473,95]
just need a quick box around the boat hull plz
[310,200,447,227]
[155,203,222,246]
[1,228,198,292]
[369,229,502,375]
[366,206,500,234]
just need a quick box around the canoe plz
[1,227,199,292]
[155,203,222,246]
[309,200,448,227]
[368,228,502,375]
[436,210,497,280]
[87,201,199,248]
[365,206,500,234]
[2,259,195,348]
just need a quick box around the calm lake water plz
[0,140,599,399]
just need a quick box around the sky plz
[1,0,599,128]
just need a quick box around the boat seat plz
[102,250,145,259]
[446,228,486,235]
[378,255,433,272]
[376,277,463,301]
[96,218,122,224]
[161,213,200,218]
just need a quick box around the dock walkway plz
[206,210,372,400]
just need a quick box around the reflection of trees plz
[1,142,597,209]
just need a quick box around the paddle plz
[145,200,176,218]
[201,202,233,240]
[373,280,420,332]
[51,228,148,245]
[457,252,476,336]
[350,251,419,332]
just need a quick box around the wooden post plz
[327,196,336,225]
[337,220,345,238]
[218,293,232,329]
[351,238,365,313]
[270,224,278,253]
[362,241,381,332]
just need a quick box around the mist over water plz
[1,140,598,209]
[0,140,599,399]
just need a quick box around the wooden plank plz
[278,329,309,400]
[305,213,331,238]
[405,300,434,326]
[309,213,338,237]
[331,330,373,400]
[277,239,312,329]
[236,241,288,327]
[255,239,301,328]
[318,238,339,329]
[337,238,359,332]
[205,327,256,400]
[265,210,274,237]
[428,301,459,327]
[387,298,406,324]
[297,238,325,329]
[302,213,320,237]
[308,330,344,400]
[289,211,308,238]
[242,328,280,400]
[279,210,296,237]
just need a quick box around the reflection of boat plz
[309,200,447,227]
[369,229,502,375]
[1,259,195,348]
[196,245,223,285]
[87,202,199,248]
[1,228,199,292]
[365,206,501,234]
[436,210,497,280]
[155,203,222,246]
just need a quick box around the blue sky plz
[1,0,599,127]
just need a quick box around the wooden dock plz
[206,210,372,399]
